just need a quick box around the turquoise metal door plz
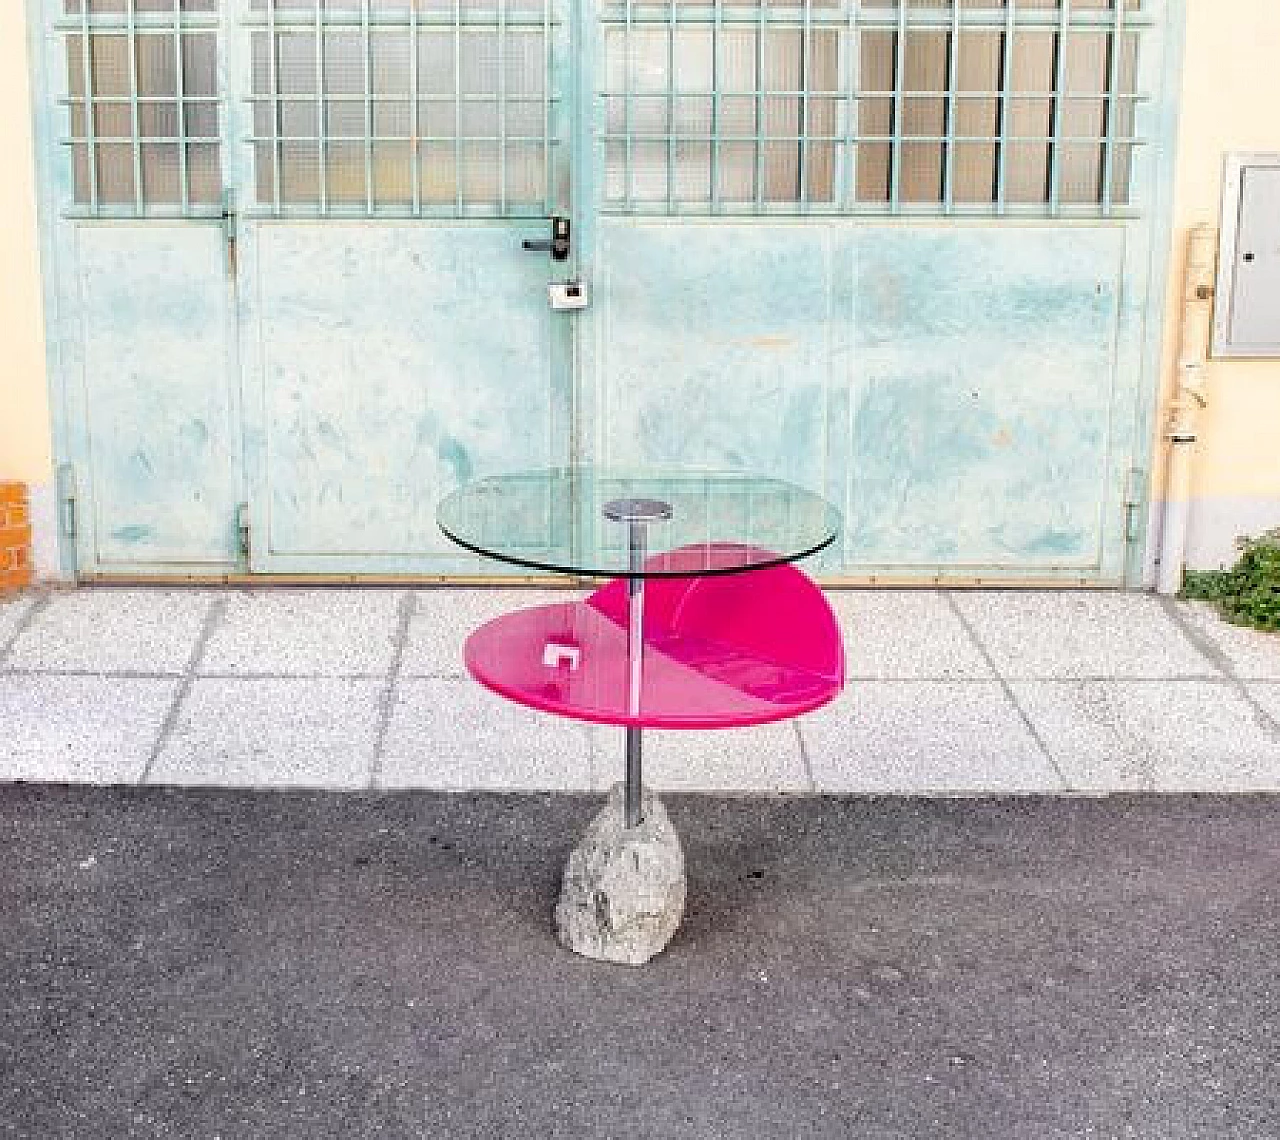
[36,0,1177,583]
[36,0,243,575]
[37,0,575,578]
[580,0,1176,583]
[232,0,576,574]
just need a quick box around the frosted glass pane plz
[182,34,219,98]
[93,103,131,139]
[419,142,457,203]
[373,102,412,137]
[372,31,412,96]
[460,141,501,202]
[504,142,544,204]
[324,32,365,96]
[184,102,220,139]
[90,36,131,98]
[326,140,366,203]
[96,143,135,204]
[1058,142,1103,204]
[418,33,456,96]
[327,101,365,138]
[141,141,180,203]
[954,141,996,203]
[138,103,179,137]
[277,33,319,96]
[1006,31,1054,203]
[280,140,320,203]
[717,141,755,203]
[136,35,177,98]
[187,143,221,204]
[372,141,413,205]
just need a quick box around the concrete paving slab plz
[800,682,1062,794]
[1179,600,1280,680]
[1014,680,1280,793]
[1247,683,1280,727]
[0,675,176,783]
[6,589,211,673]
[6,788,1279,1139]
[147,677,382,788]
[380,677,593,791]
[200,590,402,676]
[402,588,578,677]
[0,592,36,655]
[590,721,807,793]
[827,589,993,679]
[952,591,1216,679]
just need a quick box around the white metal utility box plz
[1214,154,1280,358]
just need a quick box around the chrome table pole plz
[625,519,645,829]
[602,497,673,829]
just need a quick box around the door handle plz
[522,215,571,261]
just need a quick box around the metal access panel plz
[1214,154,1280,358]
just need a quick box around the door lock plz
[548,280,588,310]
[522,215,571,261]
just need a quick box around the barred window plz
[601,0,1144,215]
[248,0,556,216]
[64,1,222,213]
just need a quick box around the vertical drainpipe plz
[1156,223,1218,595]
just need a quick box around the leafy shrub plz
[1182,528,1280,632]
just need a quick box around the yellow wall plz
[0,3,52,485]
[1155,1,1280,521]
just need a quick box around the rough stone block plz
[555,785,686,966]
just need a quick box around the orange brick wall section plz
[0,482,33,593]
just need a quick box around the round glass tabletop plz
[437,467,841,578]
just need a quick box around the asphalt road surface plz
[2,787,1277,1139]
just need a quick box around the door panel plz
[592,220,833,490]
[845,227,1126,574]
[244,224,567,572]
[71,225,240,570]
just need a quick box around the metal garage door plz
[33,0,1174,582]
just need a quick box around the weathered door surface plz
[37,5,241,573]
[583,0,1170,583]
[36,0,1175,583]
[234,0,575,573]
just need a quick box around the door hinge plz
[236,502,251,559]
[58,462,78,540]
[221,189,238,277]
[1123,467,1146,543]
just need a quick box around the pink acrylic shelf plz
[464,545,844,730]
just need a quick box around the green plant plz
[1181,527,1280,632]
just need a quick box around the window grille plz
[246,0,557,217]
[62,1,223,215]
[600,0,1147,216]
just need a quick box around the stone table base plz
[555,785,686,966]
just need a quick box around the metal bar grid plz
[1047,0,1071,211]
[995,0,1016,213]
[172,3,188,212]
[666,0,677,208]
[797,0,811,205]
[889,0,906,211]
[363,0,374,214]
[61,2,224,217]
[592,7,1155,29]
[598,0,1147,218]
[126,0,143,213]
[942,0,959,211]
[315,0,328,213]
[1100,0,1126,212]
[711,0,724,210]
[245,0,559,217]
